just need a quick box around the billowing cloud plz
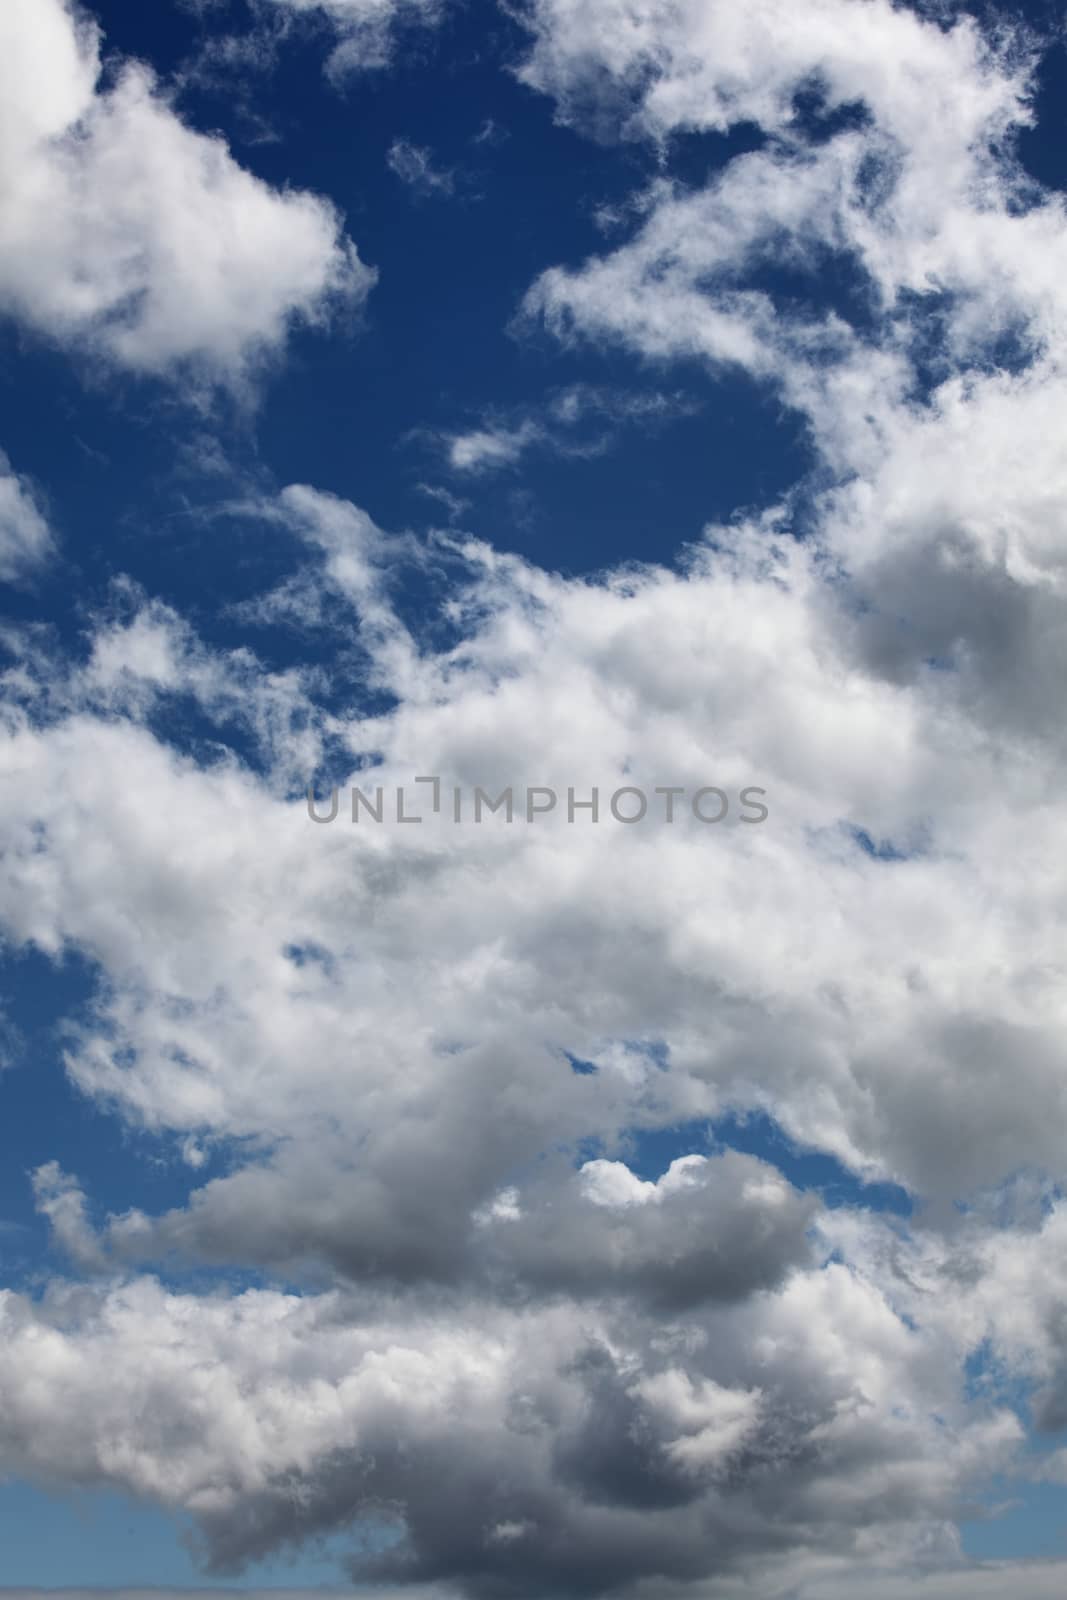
[0,0,372,385]
[518,0,1053,458]
[39,1147,818,1307]
[3,0,1067,1592]
[4,486,1061,1202]
[0,459,1062,1585]
[0,1250,1025,1589]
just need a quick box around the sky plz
[2,0,1067,1594]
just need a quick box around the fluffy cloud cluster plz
[3,486,1062,1199]
[0,460,1063,1588]
[519,0,1058,452]
[9,1183,1067,1594]
[0,0,371,383]
[0,1248,1029,1591]
[2,0,1067,1594]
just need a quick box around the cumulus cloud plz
[0,440,1064,1585]
[511,0,1067,932]
[0,0,372,386]
[3,0,1067,1592]
[516,0,1031,153]
[40,1147,818,1309]
[517,0,1054,456]
[3,487,1053,1193]
[0,470,1062,1586]
[1,577,339,791]
[0,1257,1024,1588]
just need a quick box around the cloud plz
[259,0,444,76]
[1,444,1065,1583]
[0,0,373,387]
[0,453,53,583]
[473,117,508,147]
[3,0,1067,1591]
[31,1162,108,1273]
[1,577,339,792]
[513,0,1067,770]
[515,0,1031,151]
[443,384,699,473]
[446,420,541,471]
[387,138,457,196]
[39,1147,818,1309]
[0,1257,1024,1588]
[0,1588,454,1600]
[416,482,471,522]
[10,1570,1067,1600]
[517,0,1053,460]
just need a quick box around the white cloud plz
[259,0,444,75]
[387,138,456,196]
[0,453,53,583]
[633,1369,761,1474]
[579,1154,707,1207]
[0,0,373,386]
[0,473,1063,1209]
[447,420,541,471]
[4,0,1067,1590]
[31,1162,107,1274]
[1,454,1065,1579]
[443,384,698,473]
[517,0,1058,478]
[516,0,1029,152]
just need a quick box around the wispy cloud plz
[0,452,54,584]
[442,383,701,473]
[387,137,456,196]
[259,0,445,78]
[416,482,471,521]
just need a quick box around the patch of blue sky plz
[0,1481,368,1588]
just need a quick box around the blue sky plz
[3,0,1067,1595]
